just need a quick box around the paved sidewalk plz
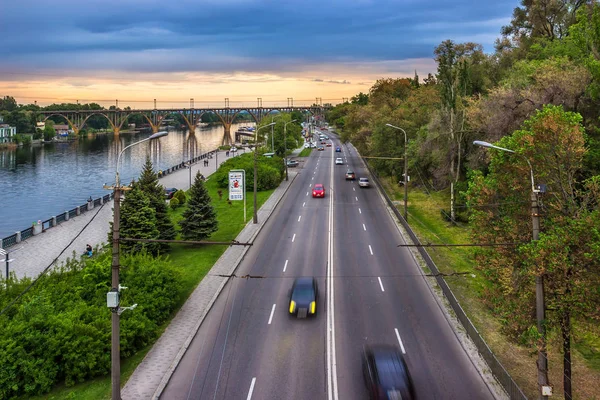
[6,148,250,280]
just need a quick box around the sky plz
[0,0,519,108]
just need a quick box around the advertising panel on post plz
[229,170,245,201]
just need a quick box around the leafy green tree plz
[118,185,161,255]
[0,95,17,111]
[467,105,599,399]
[351,92,369,105]
[179,171,218,241]
[135,157,175,253]
[43,121,56,141]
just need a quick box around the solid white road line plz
[292,233,296,242]
[378,277,385,292]
[395,329,406,354]
[363,224,366,231]
[327,138,339,400]
[268,304,276,325]
[298,215,302,222]
[369,245,373,255]
[246,377,257,400]
[283,259,288,272]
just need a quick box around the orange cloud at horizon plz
[0,59,437,108]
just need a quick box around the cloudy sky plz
[0,0,518,108]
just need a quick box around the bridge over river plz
[38,98,331,146]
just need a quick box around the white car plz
[304,142,311,148]
[230,147,238,152]
[359,177,370,187]
[335,158,343,165]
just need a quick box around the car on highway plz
[346,170,356,180]
[164,187,178,199]
[312,184,325,198]
[304,142,311,148]
[289,277,318,318]
[286,159,299,167]
[359,177,370,187]
[362,345,415,400]
[318,146,325,151]
[335,158,344,165]
[335,147,341,152]
[326,142,332,147]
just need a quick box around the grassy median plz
[27,177,275,400]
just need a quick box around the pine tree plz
[179,171,218,241]
[119,185,161,255]
[135,156,175,252]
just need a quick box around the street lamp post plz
[283,119,297,181]
[473,140,549,400]
[254,122,276,224]
[385,124,408,221]
[106,131,168,400]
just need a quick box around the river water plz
[0,122,254,238]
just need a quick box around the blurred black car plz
[362,345,415,400]
[289,277,318,318]
[165,188,178,199]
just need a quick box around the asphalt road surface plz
[162,129,496,400]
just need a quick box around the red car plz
[312,184,325,198]
[326,143,332,147]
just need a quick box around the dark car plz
[287,159,299,167]
[345,170,356,180]
[335,146,341,152]
[362,345,415,400]
[165,188,178,199]
[289,277,318,318]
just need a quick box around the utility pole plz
[253,122,275,223]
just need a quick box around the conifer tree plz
[136,156,175,252]
[179,171,218,241]
[119,185,161,255]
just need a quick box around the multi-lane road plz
[161,130,497,399]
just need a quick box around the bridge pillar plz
[186,122,196,134]
[222,123,233,146]
[113,126,120,136]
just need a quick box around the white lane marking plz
[303,202,306,207]
[298,215,302,222]
[292,233,296,242]
[355,196,358,201]
[359,208,362,214]
[363,224,366,231]
[312,177,314,180]
[395,329,406,354]
[268,304,276,325]
[283,259,288,272]
[378,277,385,292]
[327,138,339,400]
[369,245,373,255]
[353,187,355,191]
[306,192,309,196]
[309,184,312,187]
[247,377,257,400]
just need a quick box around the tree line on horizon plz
[326,1,600,398]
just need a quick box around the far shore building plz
[0,116,17,143]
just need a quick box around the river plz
[0,122,254,238]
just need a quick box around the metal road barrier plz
[363,156,528,400]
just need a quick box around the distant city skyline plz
[1,0,519,107]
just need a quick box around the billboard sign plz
[229,170,245,201]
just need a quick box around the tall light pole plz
[254,122,276,224]
[283,119,297,181]
[271,113,281,152]
[106,130,168,400]
[385,124,408,221]
[473,140,549,400]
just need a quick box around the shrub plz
[173,189,186,205]
[169,197,180,209]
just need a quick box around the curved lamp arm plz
[116,131,168,187]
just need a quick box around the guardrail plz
[362,156,528,400]
[0,148,223,250]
